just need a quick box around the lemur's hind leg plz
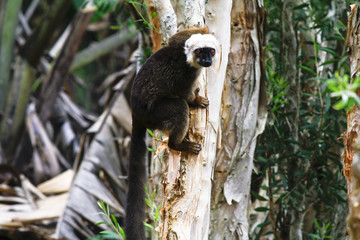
[149,98,201,154]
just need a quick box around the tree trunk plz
[147,0,266,239]
[344,3,360,239]
[210,1,266,239]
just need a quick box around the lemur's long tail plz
[125,117,147,240]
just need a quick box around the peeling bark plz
[210,0,266,239]
[345,4,360,239]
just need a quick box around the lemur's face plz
[184,33,219,69]
[193,47,216,67]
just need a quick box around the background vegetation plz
[251,0,352,239]
[0,0,356,239]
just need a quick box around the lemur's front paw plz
[197,96,209,108]
[193,88,209,108]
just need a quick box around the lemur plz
[126,27,219,240]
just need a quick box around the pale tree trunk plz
[147,0,266,239]
[344,3,360,239]
[210,1,266,239]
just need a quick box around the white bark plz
[209,0,266,239]
[182,0,206,28]
[154,1,231,238]
[152,0,177,42]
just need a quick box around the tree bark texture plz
[147,0,266,239]
[210,0,266,239]
[344,3,360,239]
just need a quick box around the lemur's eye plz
[210,49,215,55]
[195,49,201,55]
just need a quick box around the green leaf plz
[97,200,106,212]
[308,233,321,239]
[154,206,160,222]
[298,65,316,76]
[96,221,113,227]
[151,189,156,201]
[100,230,120,238]
[145,198,151,208]
[101,234,122,240]
[254,207,269,212]
[128,0,143,5]
[338,56,348,67]
[333,99,347,110]
[251,191,268,201]
[314,218,320,229]
[152,12,157,19]
[147,147,156,152]
[31,78,42,92]
[314,41,319,56]
[324,222,331,230]
[256,220,271,228]
[144,222,155,230]
[300,124,317,130]
[326,80,340,92]
[106,202,110,216]
[320,59,338,66]
[110,25,120,30]
[119,226,126,239]
[257,156,267,164]
[111,214,119,228]
[147,129,155,137]
[319,47,340,57]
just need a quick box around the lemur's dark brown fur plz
[125,27,218,240]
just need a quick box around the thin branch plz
[69,26,138,73]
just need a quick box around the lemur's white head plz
[184,34,219,68]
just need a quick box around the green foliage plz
[327,72,360,111]
[73,0,121,22]
[307,218,333,240]
[94,0,119,13]
[125,0,156,31]
[94,200,126,240]
[252,0,348,239]
[144,186,162,235]
[266,68,288,116]
[147,129,163,153]
[95,190,161,239]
